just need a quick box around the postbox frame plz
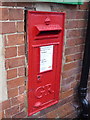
[27,11,65,116]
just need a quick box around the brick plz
[71,81,78,89]
[5,57,25,69]
[19,85,25,94]
[57,105,68,118]
[1,2,17,6]
[5,34,24,46]
[65,111,77,118]
[5,105,19,118]
[0,111,4,119]
[9,8,24,20]
[20,103,25,111]
[2,100,11,111]
[1,22,16,34]
[5,47,17,58]
[18,45,25,56]
[16,22,24,32]
[40,114,47,118]
[61,76,75,86]
[58,109,66,118]
[66,53,82,63]
[12,111,27,118]
[66,11,77,19]
[58,104,69,118]
[0,2,2,6]
[51,4,76,12]
[67,77,75,85]
[0,8,9,20]
[18,67,25,76]
[65,104,75,116]
[17,2,34,7]
[65,45,84,55]
[66,38,85,47]
[8,87,18,98]
[7,69,17,79]
[60,89,74,100]
[46,109,58,118]
[7,77,25,89]
[57,103,75,118]
[11,94,24,106]
[62,67,82,79]
[76,73,81,81]
[61,84,71,93]
[79,2,89,10]
[66,29,85,39]
[0,103,2,112]
[63,61,82,71]
[76,11,88,19]
[67,10,88,20]
[66,20,87,29]
[60,95,74,106]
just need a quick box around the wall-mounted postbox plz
[27,11,65,116]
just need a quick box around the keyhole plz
[37,76,40,80]
[37,75,42,82]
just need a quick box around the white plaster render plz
[0,35,8,103]
[35,3,51,11]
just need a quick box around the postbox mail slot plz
[35,24,62,35]
[34,24,62,40]
[37,30,60,36]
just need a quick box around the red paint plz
[27,11,65,116]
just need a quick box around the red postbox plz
[27,11,65,116]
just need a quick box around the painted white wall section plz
[35,3,51,11]
[0,35,8,102]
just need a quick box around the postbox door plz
[28,44,62,115]
[27,11,65,116]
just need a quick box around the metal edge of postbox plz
[27,11,65,116]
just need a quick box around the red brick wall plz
[0,5,27,118]
[0,2,89,119]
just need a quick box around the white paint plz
[0,35,8,102]
[35,3,51,11]
[40,45,53,72]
